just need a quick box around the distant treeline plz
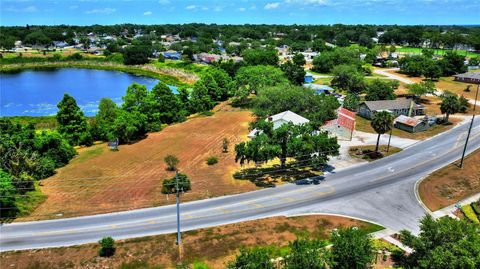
[1,24,479,51]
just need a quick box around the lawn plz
[349,145,402,162]
[396,47,479,58]
[16,102,257,221]
[419,149,480,211]
[0,215,384,269]
[355,115,461,140]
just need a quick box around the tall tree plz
[331,65,366,93]
[148,82,186,127]
[281,61,306,85]
[292,53,307,66]
[407,81,436,100]
[397,215,480,269]
[364,79,397,101]
[370,111,394,152]
[56,94,91,146]
[235,121,339,169]
[96,98,119,140]
[234,65,288,102]
[331,227,375,269]
[284,239,331,269]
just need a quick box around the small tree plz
[227,247,275,269]
[164,154,179,171]
[98,236,116,257]
[458,95,470,113]
[343,93,360,111]
[222,138,230,153]
[371,111,394,152]
[284,238,331,269]
[407,81,436,101]
[161,173,191,194]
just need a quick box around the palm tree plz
[371,111,394,152]
[440,94,460,123]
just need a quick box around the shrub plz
[471,202,480,217]
[164,155,179,171]
[98,236,116,257]
[200,111,214,116]
[206,156,218,165]
[461,205,479,223]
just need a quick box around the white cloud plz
[238,7,246,11]
[285,0,328,5]
[186,5,196,10]
[85,8,116,14]
[143,11,152,16]
[264,2,280,9]
[4,5,37,12]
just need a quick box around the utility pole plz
[459,84,479,168]
[175,170,181,246]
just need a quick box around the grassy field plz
[355,115,461,140]
[0,215,384,269]
[419,149,480,211]
[16,103,257,221]
[396,47,479,58]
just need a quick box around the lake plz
[0,68,178,117]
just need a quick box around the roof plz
[453,72,480,83]
[394,115,423,127]
[268,110,310,125]
[361,98,424,111]
[324,107,356,131]
[303,84,335,92]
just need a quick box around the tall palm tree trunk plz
[375,133,381,152]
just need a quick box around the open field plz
[395,46,479,58]
[419,149,480,211]
[0,215,384,269]
[17,103,257,221]
[355,115,461,140]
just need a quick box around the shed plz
[322,107,356,140]
[394,115,428,133]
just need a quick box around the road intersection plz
[1,117,479,252]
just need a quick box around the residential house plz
[358,98,425,120]
[248,111,310,138]
[453,72,480,84]
[394,115,428,133]
[322,107,356,140]
[303,84,335,95]
[162,51,182,60]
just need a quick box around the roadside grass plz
[419,149,480,211]
[355,115,461,140]
[349,145,402,162]
[14,182,47,218]
[0,215,384,269]
[154,60,209,75]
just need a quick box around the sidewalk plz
[432,193,480,219]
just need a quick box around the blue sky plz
[1,0,479,26]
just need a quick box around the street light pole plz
[175,170,181,245]
[459,84,479,168]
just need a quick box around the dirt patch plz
[19,103,257,221]
[0,215,383,269]
[419,149,480,211]
[349,145,402,161]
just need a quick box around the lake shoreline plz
[0,61,192,86]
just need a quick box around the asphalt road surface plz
[1,117,479,252]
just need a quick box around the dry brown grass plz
[0,215,382,269]
[419,149,480,211]
[19,103,257,221]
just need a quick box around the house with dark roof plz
[358,98,425,120]
[322,107,356,140]
[394,115,428,133]
[453,72,480,84]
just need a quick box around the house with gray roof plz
[453,72,480,84]
[248,110,310,138]
[358,98,425,120]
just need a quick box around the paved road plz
[1,118,479,252]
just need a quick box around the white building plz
[248,111,310,138]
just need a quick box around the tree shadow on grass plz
[233,162,322,187]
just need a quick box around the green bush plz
[161,173,191,194]
[206,156,218,165]
[200,111,214,116]
[98,236,116,257]
[470,202,480,217]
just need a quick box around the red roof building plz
[322,107,356,140]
